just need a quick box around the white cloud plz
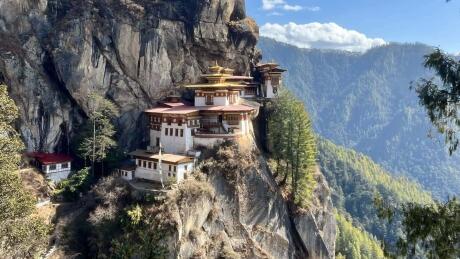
[282,4,303,11]
[262,0,285,10]
[260,22,387,52]
[262,0,316,12]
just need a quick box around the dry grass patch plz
[20,168,52,201]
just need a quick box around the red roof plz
[27,152,73,165]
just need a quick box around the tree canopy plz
[77,93,119,174]
[335,212,386,259]
[268,89,317,208]
[0,85,49,257]
[415,49,460,154]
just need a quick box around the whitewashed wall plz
[134,160,193,183]
[160,122,193,154]
[195,96,206,106]
[43,162,72,183]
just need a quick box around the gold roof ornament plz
[209,61,223,74]
[183,63,255,90]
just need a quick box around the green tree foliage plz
[318,138,433,251]
[398,198,460,258]
[111,205,168,259]
[0,85,49,257]
[335,212,386,259]
[77,93,119,174]
[55,167,92,201]
[409,14,460,257]
[259,37,459,199]
[415,49,460,154]
[82,177,168,258]
[268,89,317,208]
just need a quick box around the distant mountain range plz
[258,37,460,199]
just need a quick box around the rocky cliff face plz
[1,1,337,257]
[0,0,258,152]
[154,144,336,259]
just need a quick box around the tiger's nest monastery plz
[121,62,286,185]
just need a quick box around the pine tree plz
[0,85,49,257]
[77,93,119,175]
[268,89,317,208]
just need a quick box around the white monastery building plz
[124,62,285,185]
[26,152,73,183]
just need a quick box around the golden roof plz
[183,63,254,89]
[185,82,246,89]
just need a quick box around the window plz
[168,173,171,177]
[61,162,69,169]
[143,161,147,168]
[148,162,152,169]
[169,128,173,136]
[180,129,184,137]
[185,165,188,171]
[156,137,160,146]
[154,163,157,169]
[49,164,57,171]
[137,159,141,166]
[168,165,172,171]
[174,166,177,172]
[205,95,213,105]
[165,128,168,136]
[175,129,179,136]
[272,77,280,86]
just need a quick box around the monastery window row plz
[136,159,176,172]
[164,127,184,137]
[226,114,241,125]
[196,92,227,97]
[188,119,200,126]
[163,117,185,125]
[151,116,161,123]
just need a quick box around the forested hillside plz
[259,37,460,199]
[318,138,433,251]
[335,213,385,259]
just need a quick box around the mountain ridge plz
[258,37,460,199]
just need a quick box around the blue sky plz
[246,0,460,53]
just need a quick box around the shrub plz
[55,167,92,201]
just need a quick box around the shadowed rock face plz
[0,0,259,152]
[157,146,336,259]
